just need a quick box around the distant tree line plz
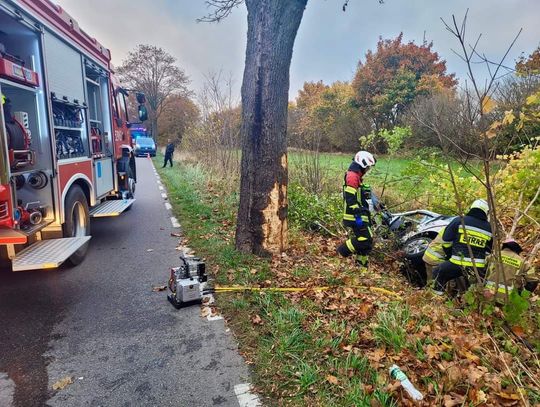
[118,39,540,158]
[288,35,540,155]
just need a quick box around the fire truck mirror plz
[135,92,146,104]
[138,105,148,122]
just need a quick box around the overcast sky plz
[54,0,540,100]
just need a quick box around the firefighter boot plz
[355,255,368,273]
[337,243,352,258]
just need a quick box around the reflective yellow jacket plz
[484,248,537,298]
[422,227,447,266]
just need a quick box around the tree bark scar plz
[236,0,307,255]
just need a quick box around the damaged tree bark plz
[235,0,308,256]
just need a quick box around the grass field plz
[154,153,540,406]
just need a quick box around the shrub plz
[288,183,343,235]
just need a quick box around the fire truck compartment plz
[12,236,91,271]
[89,199,135,217]
[0,7,55,226]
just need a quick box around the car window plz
[137,137,154,146]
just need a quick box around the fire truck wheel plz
[63,185,91,266]
[127,166,135,198]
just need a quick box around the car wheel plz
[402,235,433,287]
[403,235,433,263]
[63,185,90,266]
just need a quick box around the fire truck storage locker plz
[43,28,91,187]
[0,6,55,230]
[85,60,114,198]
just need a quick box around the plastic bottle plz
[389,364,423,401]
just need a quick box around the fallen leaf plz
[152,285,167,292]
[445,365,463,389]
[460,349,480,363]
[466,365,486,385]
[443,393,465,407]
[252,314,263,325]
[426,344,439,360]
[471,389,487,404]
[170,232,182,237]
[201,307,211,317]
[511,325,525,338]
[326,375,338,385]
[496,392,521,401]
[52,376,73,390]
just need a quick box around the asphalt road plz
[0,157,251,407]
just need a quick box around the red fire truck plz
[0,0,147,271]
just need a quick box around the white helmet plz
[470,199,489,216]
[354,151,376,169]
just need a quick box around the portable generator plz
[167,255,207,309]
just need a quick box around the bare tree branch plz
[198,0,244,23]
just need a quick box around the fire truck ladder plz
[12,236,92,271]
[89,199,135,217]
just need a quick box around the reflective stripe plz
[346,239,355,253]
[442,241,453,248]
[361,216,369,222]
[425,248,445,260]
[343,214,356,221]
[357,236,368,242]
[424,250,445,264]
[350,204,360,209]
[458,225,492,238]
[485,281,513,294]
[344,186,357,194]
[450,255,486,267]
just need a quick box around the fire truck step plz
[12,236,92,272]
[89,199,135,217]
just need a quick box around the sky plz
[53,0,540,101]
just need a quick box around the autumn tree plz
[516,46,540,76]
[289,81,369,152]
[352,33,457,131]
[157,95,199,147]
[117,44,190,140]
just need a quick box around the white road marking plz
[171,217,181,228]
[161,193,168,199]
[234,383,261,407]
[164,203,172,211]
[158,186,164,191]
[0,373,15,407]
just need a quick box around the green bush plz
[496,145,540,223]
[288,183,343,235]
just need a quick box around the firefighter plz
[337,151,377,272]
[162,139,175,168]
[422,227,447,283]
[484,239,538,300]
[432,199,493,294]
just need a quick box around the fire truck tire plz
[63,185,91,266]
[122,167,135,213]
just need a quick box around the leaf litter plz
[216,230,540,405]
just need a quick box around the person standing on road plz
[337,151,377,272]
[163,139,175,168]
[432,199,493,295]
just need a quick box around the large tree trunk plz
[235,0,307,256]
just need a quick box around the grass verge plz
[155,156,540,406]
